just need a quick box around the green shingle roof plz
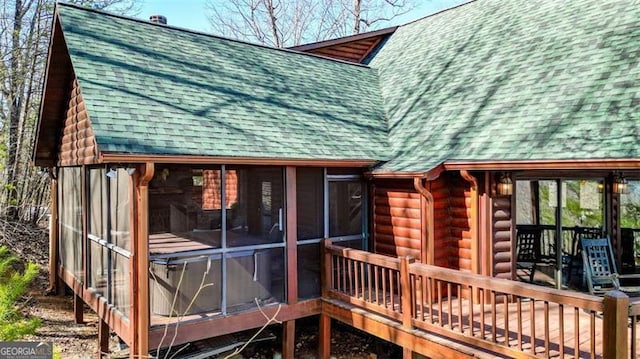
[52,0,640,172]
[56,3,389,161]
[368,0,640,173]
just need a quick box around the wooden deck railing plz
[323,239,640,358]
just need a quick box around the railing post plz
[319,238,333,359]
[400,256,415,329]
[603,290,629,359]
[322,238,332,297]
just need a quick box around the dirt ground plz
[24,283,401,358]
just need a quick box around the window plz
[58,167,83,281]
[87,167,132,316]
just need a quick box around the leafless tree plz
[0,0,137,222]
[206,0,415,48]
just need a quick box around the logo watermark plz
[0,342,52,359]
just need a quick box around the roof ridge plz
[400,0,477,28]
[55,1,373,69]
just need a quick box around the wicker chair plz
[580,237,640,296]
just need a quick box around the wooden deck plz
[322,239,640,358]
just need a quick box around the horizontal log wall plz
[430,173,472,271]
[451,175,473,272]
[58,78,99,166]
[373,180,422,260]
[430,176,453,268]
[492,196,512,279]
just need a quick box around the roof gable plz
[290,27,396,63]
[40,3,389,164]
[369,0,640,173]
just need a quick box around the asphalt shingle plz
[368,0,640,173]
[57,4,390,161]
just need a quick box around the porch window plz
[148,165,285,318]
[295,169,366,299]
[58,167,83,281]
[87,167,131,317]
[620,179,640,272]
[328,171,365,250]
[516,178,605,289]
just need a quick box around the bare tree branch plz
[206,0,415,47]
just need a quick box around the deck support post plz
[282,320,295,359]
[98,318,109,358]
[603,290,629,359]
[132,162,154,359]
[73,293,83,324]
[319,313,331,359]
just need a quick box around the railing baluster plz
[632,316,637,357]
[360,261,365,300]
[419,276,425,321]
[367,263,372,303]
[469,285,474,336]
[389,268,395,311]
[558,303,564,357]
[458,284,463,333]
[574,306,579,359]
[447,282,453,328]
[341,256,346,293]
[382,267,387,308]
[352,260,358,297]
[530,299,536,354]
[517,297,522,351]
[491,291,497,343]
[544,301,549,355]
[427,277,433,324]
[438,281,443,327]
[590,311,595,359]
[503,294,509,346]
[374,266,379,305]
[480,288,485,340]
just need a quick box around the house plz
[33,0,640,358]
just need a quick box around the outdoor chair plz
[516,228,541,282]
[580,237,640,296]
[565,227,603,285]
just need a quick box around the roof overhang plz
[33,7,74,167]
[367,159,640,179]
[100,153,378,167]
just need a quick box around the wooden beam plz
[98,319,109,358]
[47,172,59,293]
[285,166,298,305]
[74,293,83,324]
[413,178,434,265]
[460,171,479,276]
[283,167,298,359]
[318,313,331,359]
[100,153,376,168]
[149,299,321,349]
[282,320,295,359]
[132,162,154,358]
[445,158,640,171]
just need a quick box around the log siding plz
[57,78,99,166]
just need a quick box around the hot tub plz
[149,233,273,316]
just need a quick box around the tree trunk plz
[352,0,361,34]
